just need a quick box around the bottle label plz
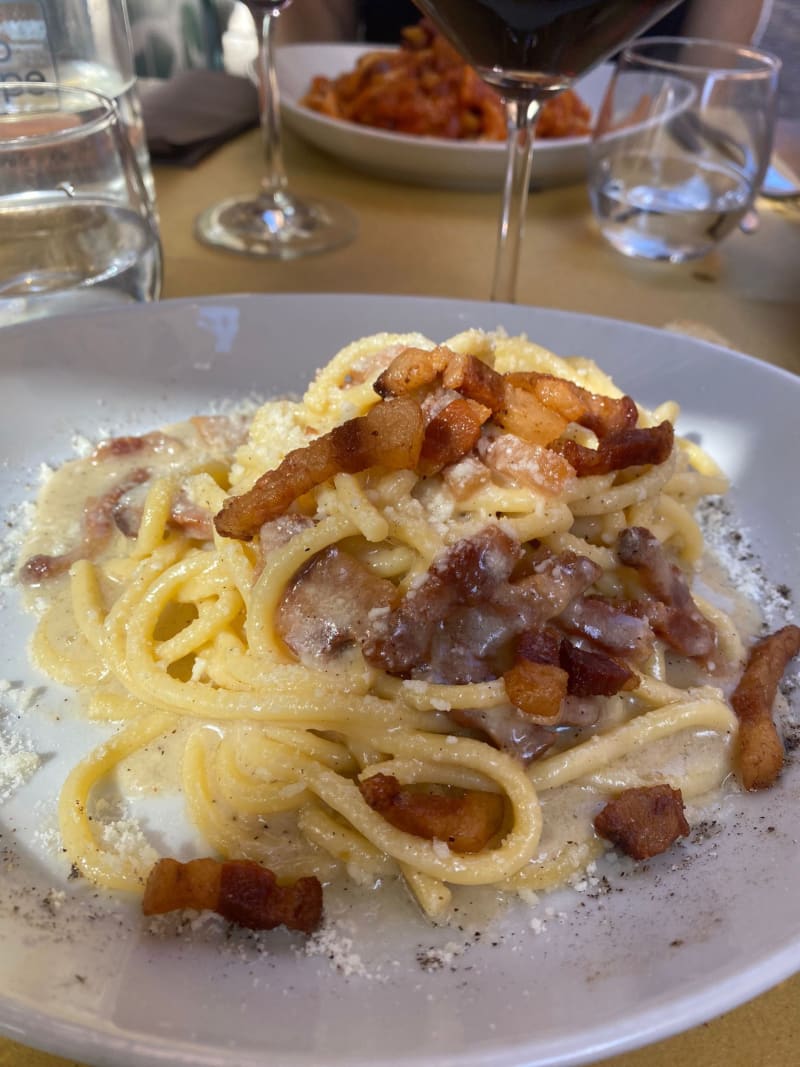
[0,0,58,102]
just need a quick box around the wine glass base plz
[195,191,357,259]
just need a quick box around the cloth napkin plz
[141,70,259,167]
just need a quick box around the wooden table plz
[3,123,799,1067]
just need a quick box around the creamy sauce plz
[20,418,240,585]
[117,728,188,796]
[17,413,777,927]
[19,416,246,803]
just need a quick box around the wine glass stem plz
[256,8,288,198]
[491,97,542,304]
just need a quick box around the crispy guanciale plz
[731,624,800,791]
[358,772,505,853]
[216,344,655,542]
[424,348,656,457]
[442,351,508,410]
[503,659,569,720]
[559,639,638,697]
[376,347,568,447]
[444,353,569,444]
[506,372,638,438]
[617,526,716,658]
[142,857,323,934]
[19,467,151,584]
[593,784,690,860]
[500,628,636,736]
[373,345,448,397]
[515,626,638,697]
[550,421,674,477]
[419,397,491,475]
[214,396,425,540]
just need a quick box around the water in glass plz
[0,199,161,327]
[589,38,780,262]
[591,154,752,261]
[0,83,162,328]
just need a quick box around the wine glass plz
[195,0,357,258]
[411,0,684,302]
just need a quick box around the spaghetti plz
[18,327,793,928]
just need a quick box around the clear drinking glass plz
[0,0,155,207]
[411,0,683,302]
[0,82,162,328]
[588,37,781,262]
[195,0,357,258]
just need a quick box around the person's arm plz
[276,0,358,43]
[680,0,770,44]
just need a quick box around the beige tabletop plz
[152,122,800,375]
[3,122,799,1067]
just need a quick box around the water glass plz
[0,82,162,328]
[588,37,781,262]
[0,0,154,206]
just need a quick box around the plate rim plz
[2,289,797,378]
[4,935,800,1067]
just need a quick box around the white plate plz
[1,294,799,1067]
[277,44,613,191]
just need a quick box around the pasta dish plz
[18,327,798,934]
[301,21,592,142]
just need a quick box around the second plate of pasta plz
[277,44,614,190]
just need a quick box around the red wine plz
[413,0,682,93]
